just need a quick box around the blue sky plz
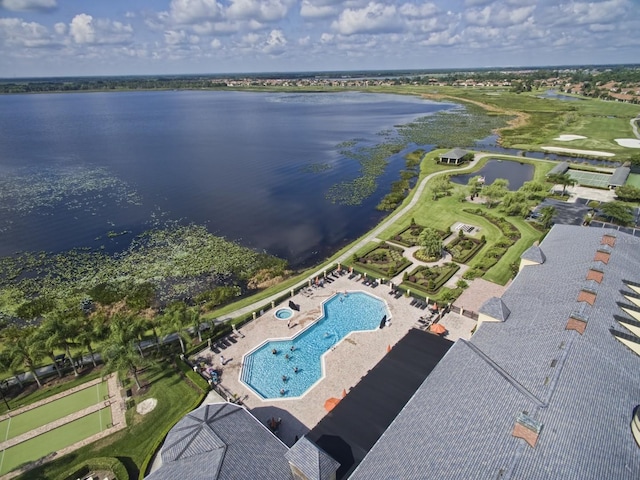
[0,0,638,77]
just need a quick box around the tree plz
[0,350,24,390]
[430,175,453,199]
[501,191,530,217]
[614,185,640,203]
[539,206,556,229]
[76,313,109,368]
[102,315,148,390]
[161,302,192,354]
[600,201,634,225]
[547,173,576,196]
[40,309,82,376]
[4,327,43,388]
[519,181,549,201]
[188,308,203,343]
[467,175,483,198]
[418,227,443,259]
[482,179,509,208]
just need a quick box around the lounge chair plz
[410,298,417,306]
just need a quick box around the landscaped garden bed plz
[447,234,486,263]
[402,263,460,294]
[352,242,411,278]
[392,223,451,247]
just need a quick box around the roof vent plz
[512,412,543,448]
[594,250,611,264]
[577,290,597,306]
[566,300,590,335]
[601,234,617,247]
[586,268,604,284]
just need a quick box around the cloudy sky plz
[0,0,638,77]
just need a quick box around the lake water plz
[451,159,534,190]
[0,91,454,268]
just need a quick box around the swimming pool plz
[241,291,390,399]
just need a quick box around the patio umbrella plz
[324,397,341,412]
[430,323,447,335]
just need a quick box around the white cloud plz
[0,0,56,12]
[164,29,186,45]
[53,21,65,35]
[227,0,295,22]
[300,0,338,19]
[263,28,287,54]
[332,2,402,35]
[399,2,438,18]
[210,37,221,48]
[169,0,222,25]
[69,13,133,45]
[465,4,535,28]
[69,13,95,44]
[0,17,52,47]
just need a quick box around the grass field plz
[16,364,204,480]
[627,173,640,188]
[0,382,108,442]
[0,407,112,476]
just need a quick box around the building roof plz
[609,166,631,187]
[478,296,511,322]
[307,328,453,479]
[439,148,468,159]
[546,161,569,176]
[351,225,640,480]
[146,403,293,480]
[521,244,546,264]
[285,436,340,480]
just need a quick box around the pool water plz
[274,308,293,320]
[241,291,389,399]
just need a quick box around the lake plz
[0,90,455,268]
[451,159,534,190]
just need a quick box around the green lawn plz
[0,408,112,476]
[16,363,204,480]
[626,173,640,188]
[0,382,108,442]
[373,153,546,286]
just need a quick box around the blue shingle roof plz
[351,225,640,480]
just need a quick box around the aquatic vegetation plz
[0,224,287,323]
[326,104,509,206]
[0,165,141,233]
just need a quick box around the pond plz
[451,159,534,190]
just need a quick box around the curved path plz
[631,115,640,140]
[223,153,491,321]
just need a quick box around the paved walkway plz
[192,274,474,447]
[1,374,126,480]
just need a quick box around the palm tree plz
[547,173,576,197]
[32,324,64,379]
[102,315,148,390]
[188,307,203,343]
[4,327,43,388]
[0,350,24,390]
[76,313,109,368]
[41,309,82,376]
[161,302,191,354]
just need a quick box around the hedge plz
[176,356,210,393]
[402,263,460,294]
[61,456,129,480]
[447,236,486,263]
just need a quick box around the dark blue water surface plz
[451,159,534,190]
[0,91,454,268]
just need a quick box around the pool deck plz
[193,274,476,446]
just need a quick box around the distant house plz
[438,148,470,165]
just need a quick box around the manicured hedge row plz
[462,209,521,279]
[403,263,460,294]
[61,456,129,480]
[447,236,486,263]
[176,356,210,393]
